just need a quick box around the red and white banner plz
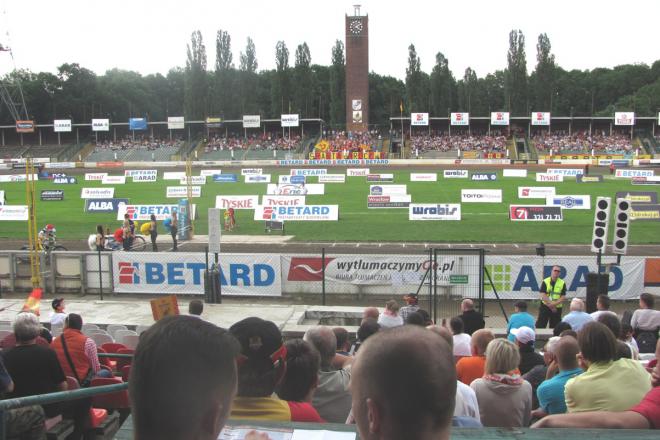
[615,112,635,126]
[411,113,429,126]
[451,112,469,126]
[261,196,306,207]
[410,173,437,182]
[518,187,556,199]
[536,173,563,182]
[531,112,551,126]
[85,173,107,181]
[101,175,126,185]
[491,112,510,126]
[215,195,259,210]
[347,168,370,177]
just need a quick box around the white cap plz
[511,326,535,344]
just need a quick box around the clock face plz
[349,19,363,35]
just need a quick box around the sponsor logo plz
[281,114,299,127]
[290,169,327,176]
[215,196,259,210]
[199,169,222,177]
[245,174,271,183]
[124,169,157,178]
[536,173,563,182]
[253,205,339,221]
[241,168,263,175]
[133,174,157,182]
[118,204,196,221]
[0,205,29,221]
[410,173,437,182]
[213,174,238,182]
[267,183,326,195]
[632,177,660,185]
[518,187,556,199]
[367,195,411,208]
[44,162,76,169]
[471,173,497,181]
[92,118,109,131]
[503,169,527,177]
[81,188,115,199]
[366,174,394,182]
[347,168,370,177]
[369,185,407,196]
[509,205,563,221]
[163,172,186,180]
[546,195,591,210]
[630,204,660,222]
[261,196,306,207]
[287,257,335,281]
[243,115,261,128]
[167,116,185,130]
[40,190,64,201]
[166,186,202,198]
[85,173,107,181]
[53,176,77,184]
[118,262,140,284]
[53,119,72,132]
[101,175,126,184]
[576,175,603,183]
[546,168,584,176]
[318,174,346,183]
[180,176,207,185]
[461,190,502,203]
[615,169,655,178]
[615,192,658,204]
[443,170,469,178]
[409,204,461,221]
[85,198,130,213]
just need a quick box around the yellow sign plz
[150,295,180,321]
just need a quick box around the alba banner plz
[451,113,469,126]
[411,113,429,126]
[491,112,510,126]
[615,112,635,126]
[531,112,551,126]
[92,119,110,131]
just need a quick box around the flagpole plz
[400,101,404,159]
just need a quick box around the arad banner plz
[254,205,339,221]
[491,112,510,126]
[411,112,429,126]
[546,195,591,210]
[531,112,550,126]
[451,112,469,126]
[614,112,635,126]
[509,205,562,221]
[518,187,556,199]
[409,204,461,221]
[125,169,157,178]
[167,116,185,130]
[461,189,502,203]
[81,188,115,199]
[484,256,645,300]
[215,195,259,210]
[113,252,281,296]
[166,186,201,198]
[0,205,28,221]
[117,204,197,221]
[53,119,72,132]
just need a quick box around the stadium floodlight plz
[612,198,631,255]
[590,197,610,254]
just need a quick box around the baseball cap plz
[51,298,64,310]
[511,326,535,344]
[229,317,286,370]
[403,293,418,303]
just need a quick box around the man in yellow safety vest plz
[536,265,567,328]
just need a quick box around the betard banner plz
[451,112,469,126]
[484,256,645,300]
[113,252,281,296]
[411,113,429,126]
[531,112,550,126]
[615,112,635,126]
[491,112,509,126]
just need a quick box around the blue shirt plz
[506,312,536,342]
[537,368,583,414]
[561,311,593,332]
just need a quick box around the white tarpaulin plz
[0,205,28,220]
[112,252,281,296]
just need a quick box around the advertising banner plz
[199,169,222,177]
[409,204,461,221]
[630,204,660,221]
[531,112,551,126]
[81,188,115,199]
[0,205,28,221]
[125,169,157,178]
[117,204,197,221]
[347,168,370,177]
[518,187,556,199]
[576,175,604,183]
[84,198,129,213]
[615,192,658,204]
[0,190,4,205]
[85,173,107,181]
[411,113,429,126]
[45,162,76,169]
[53,176,77,184]
[369,185,408,196]
[163,172,186,180]
[632,177,660,185]
[503,169,527,177]
[367,195,411,208]
[113,252,281,296]
[254,205,339,221]
[614,112,635,126]
[241,168,263,175]
[318,174,346,183]
[410,173,437,182]
[206,117,223,128]
[129,118,147,130]
[547,168,584,176]
[484,256,644,300]
[281,114,299,127]
[536,173,563,182]
[615,169,654,178]
[213,174,238,183]
[290,169,327,176]
[509,205,562,221]
[40,190,64,201]
[179,176,207,185]
[266,184,325,195]
[546,195,592,210]
[243,115,261,128]
[279,175,305,184]
[451,112,469,126]
[92,119,110,131]
[215,195,259,210]
[167,116,185,130]
[245,174,271,183]
[491,112,510,126]
[444,170,469,179]
[166,186,201,198]
[261,196,306,207]
[366,174,394,182]
[101,175,126,185]
[461,189,502,203]
[0,174,38,183]
[53,119,72,132]
[16,120,35,133]
[471,172,497,181]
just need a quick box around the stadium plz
[0,2,659,439]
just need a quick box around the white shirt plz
[590,310,617,321]
[455,380,480,419]
[50,311,67,326]
[631,309,660,331]
[453,333,472,357]
[377,313,404,329]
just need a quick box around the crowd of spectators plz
[94,136,184,151]
[205,134,299,152]
[533,131,633,154]
[317,130,381,152]
[2,292,658,439]
[411,132,508,154]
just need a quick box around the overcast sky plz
[1,0,658,80]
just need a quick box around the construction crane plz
[0,6,30,123]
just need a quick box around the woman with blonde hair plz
[470,338,532,427]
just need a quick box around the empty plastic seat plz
[106,324,128,339]
[120,334,140,350]
[90,333,114,347]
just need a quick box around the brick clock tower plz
[345,5,368,132]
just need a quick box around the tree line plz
[2,29,659,131]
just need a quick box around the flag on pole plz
[400,100,404,114]
[22,288,42,316]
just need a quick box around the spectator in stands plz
[450,317,472,358]
[405,311,426,326]
[561,298,593,332]
[333,327,351,356]
[362,307,379,322]
[621,323,640,358]
[352,318,380,354]
[188,299,204,318]
[532,336,583,418]
[552,321,572,337]
[130,315,241,440]
[533,339,660,429]
[50,297,67,326]
[304,326,352,423]
[471,338,533,427]
[3,313,68,426]
[377,300,404,329]
[565,321,651,412]
[351,325,457,440]
[458,298,485,335]
[52,313,112,383]
[523,336,561,409]
[0,325,50,350]
[506,301,535,342]
[399,293,420,322]
[276,339,321,404]
[631,293,660,347]
[456,329,495,386]
[0,355,46,439]
[427,325,481,423]
[169,211,178,251]
[230,317,322,422]
[510,326,544,375]
[590,294,617,321]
